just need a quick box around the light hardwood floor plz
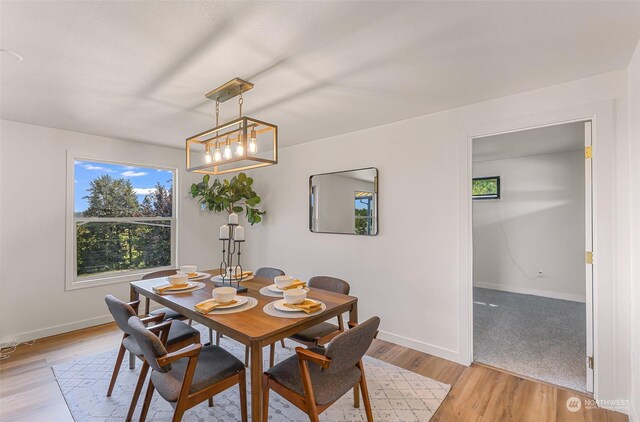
[0,323,628,422]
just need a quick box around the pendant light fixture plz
[186,78,278,175]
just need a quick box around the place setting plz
[263,282,326,318]
[151,267,208,295]
[259,275,310,297]
[193,286,258,315]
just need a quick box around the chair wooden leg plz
[238,370,248,422]
[126,360,149,422]
[107,343,126,397]
[139,379,155,422]
[353,383,360,408]
[244,346,250,367]
[216,332,222,346]
[171,408,185,422]
[188,319,193,326]
[208,397,213,407]
[261,374,270,422]
[280,339,285,348]
[359,367,373,422]
[209,328,214,345]
[269,343,275,368]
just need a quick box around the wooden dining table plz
[129,270,358,421]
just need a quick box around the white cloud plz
[83,164,115,172]
[134,188,156,195]
[122,171,148,177]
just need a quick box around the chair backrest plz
[324,316,380,374]
[308,276,350,295]
[105,294,137,335]
[127,316,171,372]
[255,267,285,280]
[142,269,177,280]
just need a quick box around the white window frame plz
[65,152,178,291]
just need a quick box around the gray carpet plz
[52,324,450,421]
[473,287,586,392]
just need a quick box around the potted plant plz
[190,172,265,225]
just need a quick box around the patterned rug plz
[52,325,450,421]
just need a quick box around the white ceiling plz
[1,1,639,149]
[473,121,585,162]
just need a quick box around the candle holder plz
[215,223,248,293]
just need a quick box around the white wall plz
[243,70,630,409]
[0,120,230,345]
[472,150,585,302]
[628,39,640,422]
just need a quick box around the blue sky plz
[74,160,173,212]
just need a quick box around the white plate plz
[212,274,254,282]
[204,295,249,310]
[273,298,321,312]
[267,283,309,293]
[186,272,209,279]
[155,281,198,292]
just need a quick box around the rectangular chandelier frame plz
[186,116,278,175]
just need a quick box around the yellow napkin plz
[187,272,199,278]
[194,298,237,314]
[281,280,307,291]
[153,283,189,293]
[283,300,322,314]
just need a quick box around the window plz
[472,176,500,200]
[355,191,374,235]
[67,157,176,289]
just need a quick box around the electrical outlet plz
[537,270,544,278]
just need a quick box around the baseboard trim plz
[0,303,166,345]
[377,330,463,365]
[474,281,586,303]
[0,314,115,345]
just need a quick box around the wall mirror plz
[309,167,378,235]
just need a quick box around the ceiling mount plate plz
[205,78,254,103]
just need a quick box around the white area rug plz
[53,326,450,421]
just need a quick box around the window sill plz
[65,267,174,291]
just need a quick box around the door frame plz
[458,100,618,404]
[467,119,594,393]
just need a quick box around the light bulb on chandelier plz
[204,144,212,164]
[248,128,258,154]
[235,136,244,157]
[213,141,222,162]
[223,137,232,160]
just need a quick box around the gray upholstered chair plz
[127,316,248,422]
[143,270,218,345]
[269,276,350,367]
[143,270,186,321]
[263,316,380,422]
[104,294,201,422]
[255,266,286,280]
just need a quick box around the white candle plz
[234,225,245,241]
[219,224,230,239]
[228,212,239,225]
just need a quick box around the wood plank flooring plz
[0,323,628,421]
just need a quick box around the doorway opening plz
[471,121,593,393]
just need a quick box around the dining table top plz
[129,270,358,347]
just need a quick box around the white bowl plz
[283,288,307,305]
[168,273,189,286]
[213,286,237,303]
[180,265,198,275]
[274,275,294,289]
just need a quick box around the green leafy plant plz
[190,172,265,225]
